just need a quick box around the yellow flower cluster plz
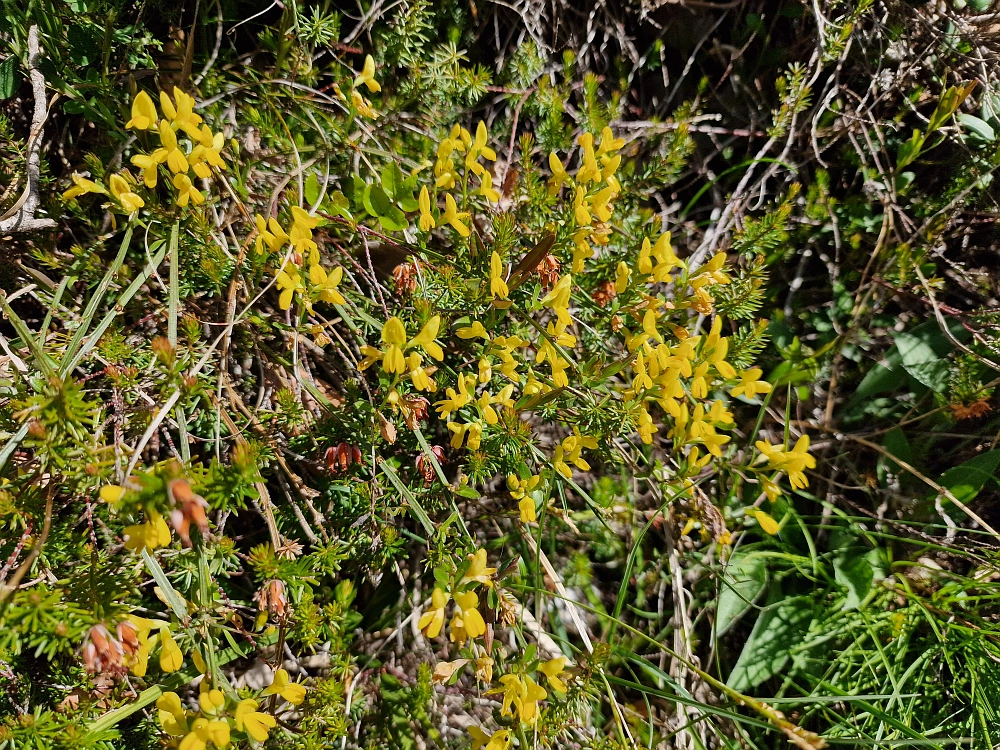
[127,89,227,206]
[550,127,625,273]
[756,435,816,490]
[334,54,381,118]
[259,207,346,312]
[417,548,495,645]
[155,667,304,749]
[359,316,443,391]
[62,169,145,214]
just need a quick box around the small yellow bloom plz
[731,367,771,399]
[276,265,303,311]
[408,315,444,361]
[159,627,183,672]
[417,587,449,638]
[457,321,489,340]
[172,173,205,207]
[156,119,189,174]
[62,173,106,201]
[489,252,508,299]
[538,656,569,692]
[354,54,381,93]
[418,186,435,231]
[109,173,144,213]
[460,548,497,587]
[234,698,276,742]
[159,88,203,139]
[748,507,780,535]
[450,590,486,644]
[125,90,158,131]
[442,193,471,237]
[309,264,345,305]
[123,510,171,553]
[263,667,307,705]
[469,727,511,750]
[179,717,230,750]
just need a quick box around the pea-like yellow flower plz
[450,590,486,644]
[109,174,144,213]
[548,151,570,194]
[417,587,449,638]
[407,315,444,361]
[157,691,189,736]
[156,120,190,174]
[123,509,171,553]
[159,626,183,672]
[442,193,471,237]
[262,667,307,705]
[479,170,500,203]
[538,656,569,692]
[469,726,511,750]
[126,91,158,131]
[62,173,107,201]
[731,367,771,399]
[234,698,276,742]
[418,186,435,231]
[460,548,497,587]
[748,507,780,535]
[309,264,346,305]
[447,420,483,450]
[190,126,226,178]
[130,152,164,188]
[159,88,203,139]
[489,252,508,299]
[457,321,489,340]
[276,265,303,311]
[172,173,204,207]
[381,316,408,374]
[179,717,230,750]
[354,54,381,93]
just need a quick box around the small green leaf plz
[0,56,18,100]
[833,550,873,611]
[304,173,321,205]
[893,331,950,392]
[937,451,1000,506]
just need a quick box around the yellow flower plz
[354,54,381,93]
[418,588,449,638]
[731,367,771,399]
[190,126,226,178]
[157,691,189,736]
[447,420,483,450]
[457,321,489,340]
[198,683,226,714]
[351,89,377,118]
[381,316,408,374]
[159,88,203,139]
[123,510,171,553]
[762,478,782,501]
[469,727,511,750]
[460,548,497,587]
[108,173,144,213]
[442,193,470,237]
[309,264,345,305]
[479,170,500,203]
[156,119,190,174]
[748,507,780,535]
[538,656,568,693]
[276,265,303,311]
[615,261,630,294]
[125,90,158,131]
[548,152,570,194]
[490,252,508,299]
[488,673,547,724]
[130,152,164,188]
[450,590,486,645]
[179,717,230,750]
[234,699,276,742]
[263,667,307,705]
[159,626,183,672]
[576,132,601,184]
[782,435,816,489]
[172,173,205,207]
[62,173,106,200]
[418,186,435,231]
[407,315,444,361]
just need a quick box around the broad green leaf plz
[937,450,1000,506]
[958,113,996,142]
[893,330,949,392]
[726,585,812,691]
[378,203,408,231]
[716,550,767,635]
[833,549,873,611]
[367,184,393,217]
[381,162,403,199]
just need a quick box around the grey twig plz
[0,26,56,234]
